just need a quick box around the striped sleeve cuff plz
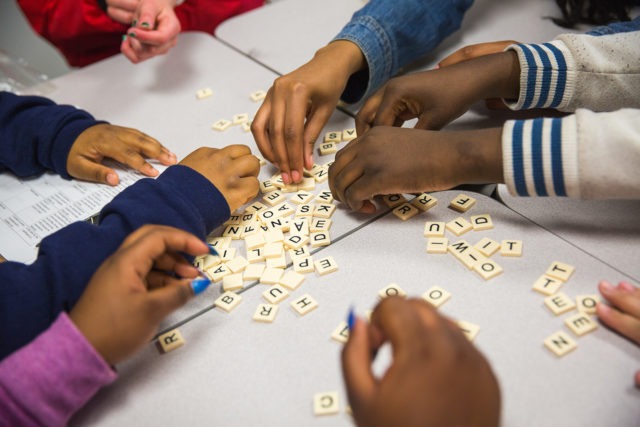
[504,41,576,111]
[502,116,580,198]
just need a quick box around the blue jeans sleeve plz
[334,0,474,103]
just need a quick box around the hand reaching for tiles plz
[105,0,141,25]
[355,50,520,135]
[328,126,503,213]
[179,145,260,213]
[67,124,177,186]
[252,40,366,185]
[342,297,501,427]
[69,225,208,366]
[122,0,180,63]
[596,280,640,387]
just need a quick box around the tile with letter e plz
[564,312,598,337]
[544,292,576,316]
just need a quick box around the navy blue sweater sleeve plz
[0,91,101,179]
[0,165,230,359]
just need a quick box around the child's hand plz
[597,281,640,387]
[122,0,181,64]
[252,41,366,185]
[105,0,142,25]
[179,145,261,212]
[342,297,501,427]
[355,51,520,136]
[69,225,209,366]
[67,124,177,186]
[328,126,503,213]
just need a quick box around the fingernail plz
[434,64,440,70]
[207,244,219,257]
[128,32,136,38]
[596,302,611,315]
[141,22,150,28]
[291,170,301,183]
[190,276,211,296]
[122,34,127,42]
[347,305,356,332]
[618,281,635,292]
[106,173,119,186]
[281,172,291,185]
[599,280,614,293]
[132,19,138,26]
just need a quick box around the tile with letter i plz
[331,321,350,344]
[215,291,242,313]
[446,217,472,236]
[564,312,598,337]
[426,237,449,254]
[474,237,500,257]
[313,392,340,416]
[291,294,319,316]
[422,286,451,308]
[253,303,279,323]
[449,193,476,212]
[392,203,420,221]
[457,320,480,341]
[544,292,576,316]
[576,294,600,315]
[157,328,185,354]
[546,261,575,282]
[424,221,445,237]
[544,331,577,357]
[378,283,407,299]
[411,193,438,212]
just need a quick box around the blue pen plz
[347,305,356,331]
[190,268,212,295]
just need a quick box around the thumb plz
[147,280,193,322]
[341,317,376,417]
[136,0,160,30]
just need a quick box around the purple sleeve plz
[0,313,116,425]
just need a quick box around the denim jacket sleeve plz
[333,0,473,103]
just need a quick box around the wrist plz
[316,40,366,77]
[455,128,504,184]
[478,51,520,101]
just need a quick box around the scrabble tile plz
[544,331,577,357]
[544,292,576,316]
[411,193,438,212]
[470,214,493,231]
[313,165,329,183]
[331,322,350,343]
[446,217,473,236]
[232,113,249,124]
[206,263,230,282]
[313,392,340,416]
[260,179,276,194]
[449,240,483,270]
[457,320,480,341]
[243,263,265,281]
[288,246,309,260]
[260,267,284,285]
[195,87,213,99]
[250,89,267,102]
[212,119,232,131]
[424,221,445,237]
[157,328,185,353]
[314,203,336,219]
[241,121,252,132]
[294,256,315,274]
[564,312,598,336]
[295,203,314,217]
[291,294,319,316]
[207,236,232,250]
[201,254,221,270]
[247,247,265,263]
[449,193,477,212]
[473,258,503,280]
[500,240,523,257]
[291,217,310,235]
[297,177,316,191]
[315,191,334,204]
[310,218,332,232]
[263,242,284,259]
[546,261,575,282]
[262,284,290,304]
[422,286,451,308]
[382,194,406,208]
[291,191,314,205]
[284,234,309,250]
[426,237,449,254]
[215,291,242,313]
[224,214,242,225]
[222,273,244,292]
[393,203,420,221]
[266,251,287,269]
[378,283,407,299]
[245,233,266,250]
[241,223,260,238]
[576,294,601,315]
[245,201,268,214]
[263,191,286,207]
[264,229,285,243]
[279,270,306,290]
[474,237,500,257]
[315,256,338,276]
[253,303,279,323]
[222,224,243,240]
[319,142,338,156]
[532,274,564,296]
[310,232,331,247]
[342,128,357,141]
[324,131,341,143]
[226,256,248,273]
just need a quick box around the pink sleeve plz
[0,312,117,426]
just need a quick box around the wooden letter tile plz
[422,286,451,308]
[291,294,319,316]
[544,292,576,316]
[253,303,279,323]
[544,331,577,357]
[157,328,185,353]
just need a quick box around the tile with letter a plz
[157,328,185,354]
[313,392,340,416]
[564,312,598,337]
[215,291,242,313]
[544,331,577,357]
[291,294,319,316]
[253,303,279,323]
[422,286,451,308]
